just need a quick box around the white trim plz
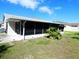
[4,13,53,24]
[23,21,26,40]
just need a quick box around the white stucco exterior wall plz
[7,21,17,35]
[64,25,79,32]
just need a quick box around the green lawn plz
[0,32,79,59]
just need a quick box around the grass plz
[0,32,79,59]
[64,31,79,40]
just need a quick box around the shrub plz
[47,27,62,40]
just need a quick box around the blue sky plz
[0,0,79,22]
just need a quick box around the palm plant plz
[47,27,62,40]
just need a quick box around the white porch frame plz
[23,21,26,40]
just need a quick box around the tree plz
[47,27,62,40]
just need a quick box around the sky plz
[0,0,79,23]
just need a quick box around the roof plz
[65,23,79,26]
[4,13,54,24]
[4,13,65,25]
[52,21,67,25]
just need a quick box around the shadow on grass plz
[0,43,13,58]
[74,33,79,35]
[71,37,79,40]
[46,36,61,40]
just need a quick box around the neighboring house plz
[0,21,4,28]
[2,14,64,41]
[0,22,4,33]
[64,23,79,32]
[0,22,2,28]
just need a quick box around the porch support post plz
[34,25,36,34]
[42,24,44,34]
[42,28,44,34]
[23,21,26,40]
[20,21,21,35]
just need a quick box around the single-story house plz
[0,22,4,33]
[3,14,64,41]
[64,23,79,32]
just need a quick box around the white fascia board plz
[4,13,53,23]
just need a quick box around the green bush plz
[47,27,62,40]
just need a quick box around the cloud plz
[39,6,53,15]
[6,0,53,15]
[55,6,62,10]
[7,0,39,9]
[7,0,18,4]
